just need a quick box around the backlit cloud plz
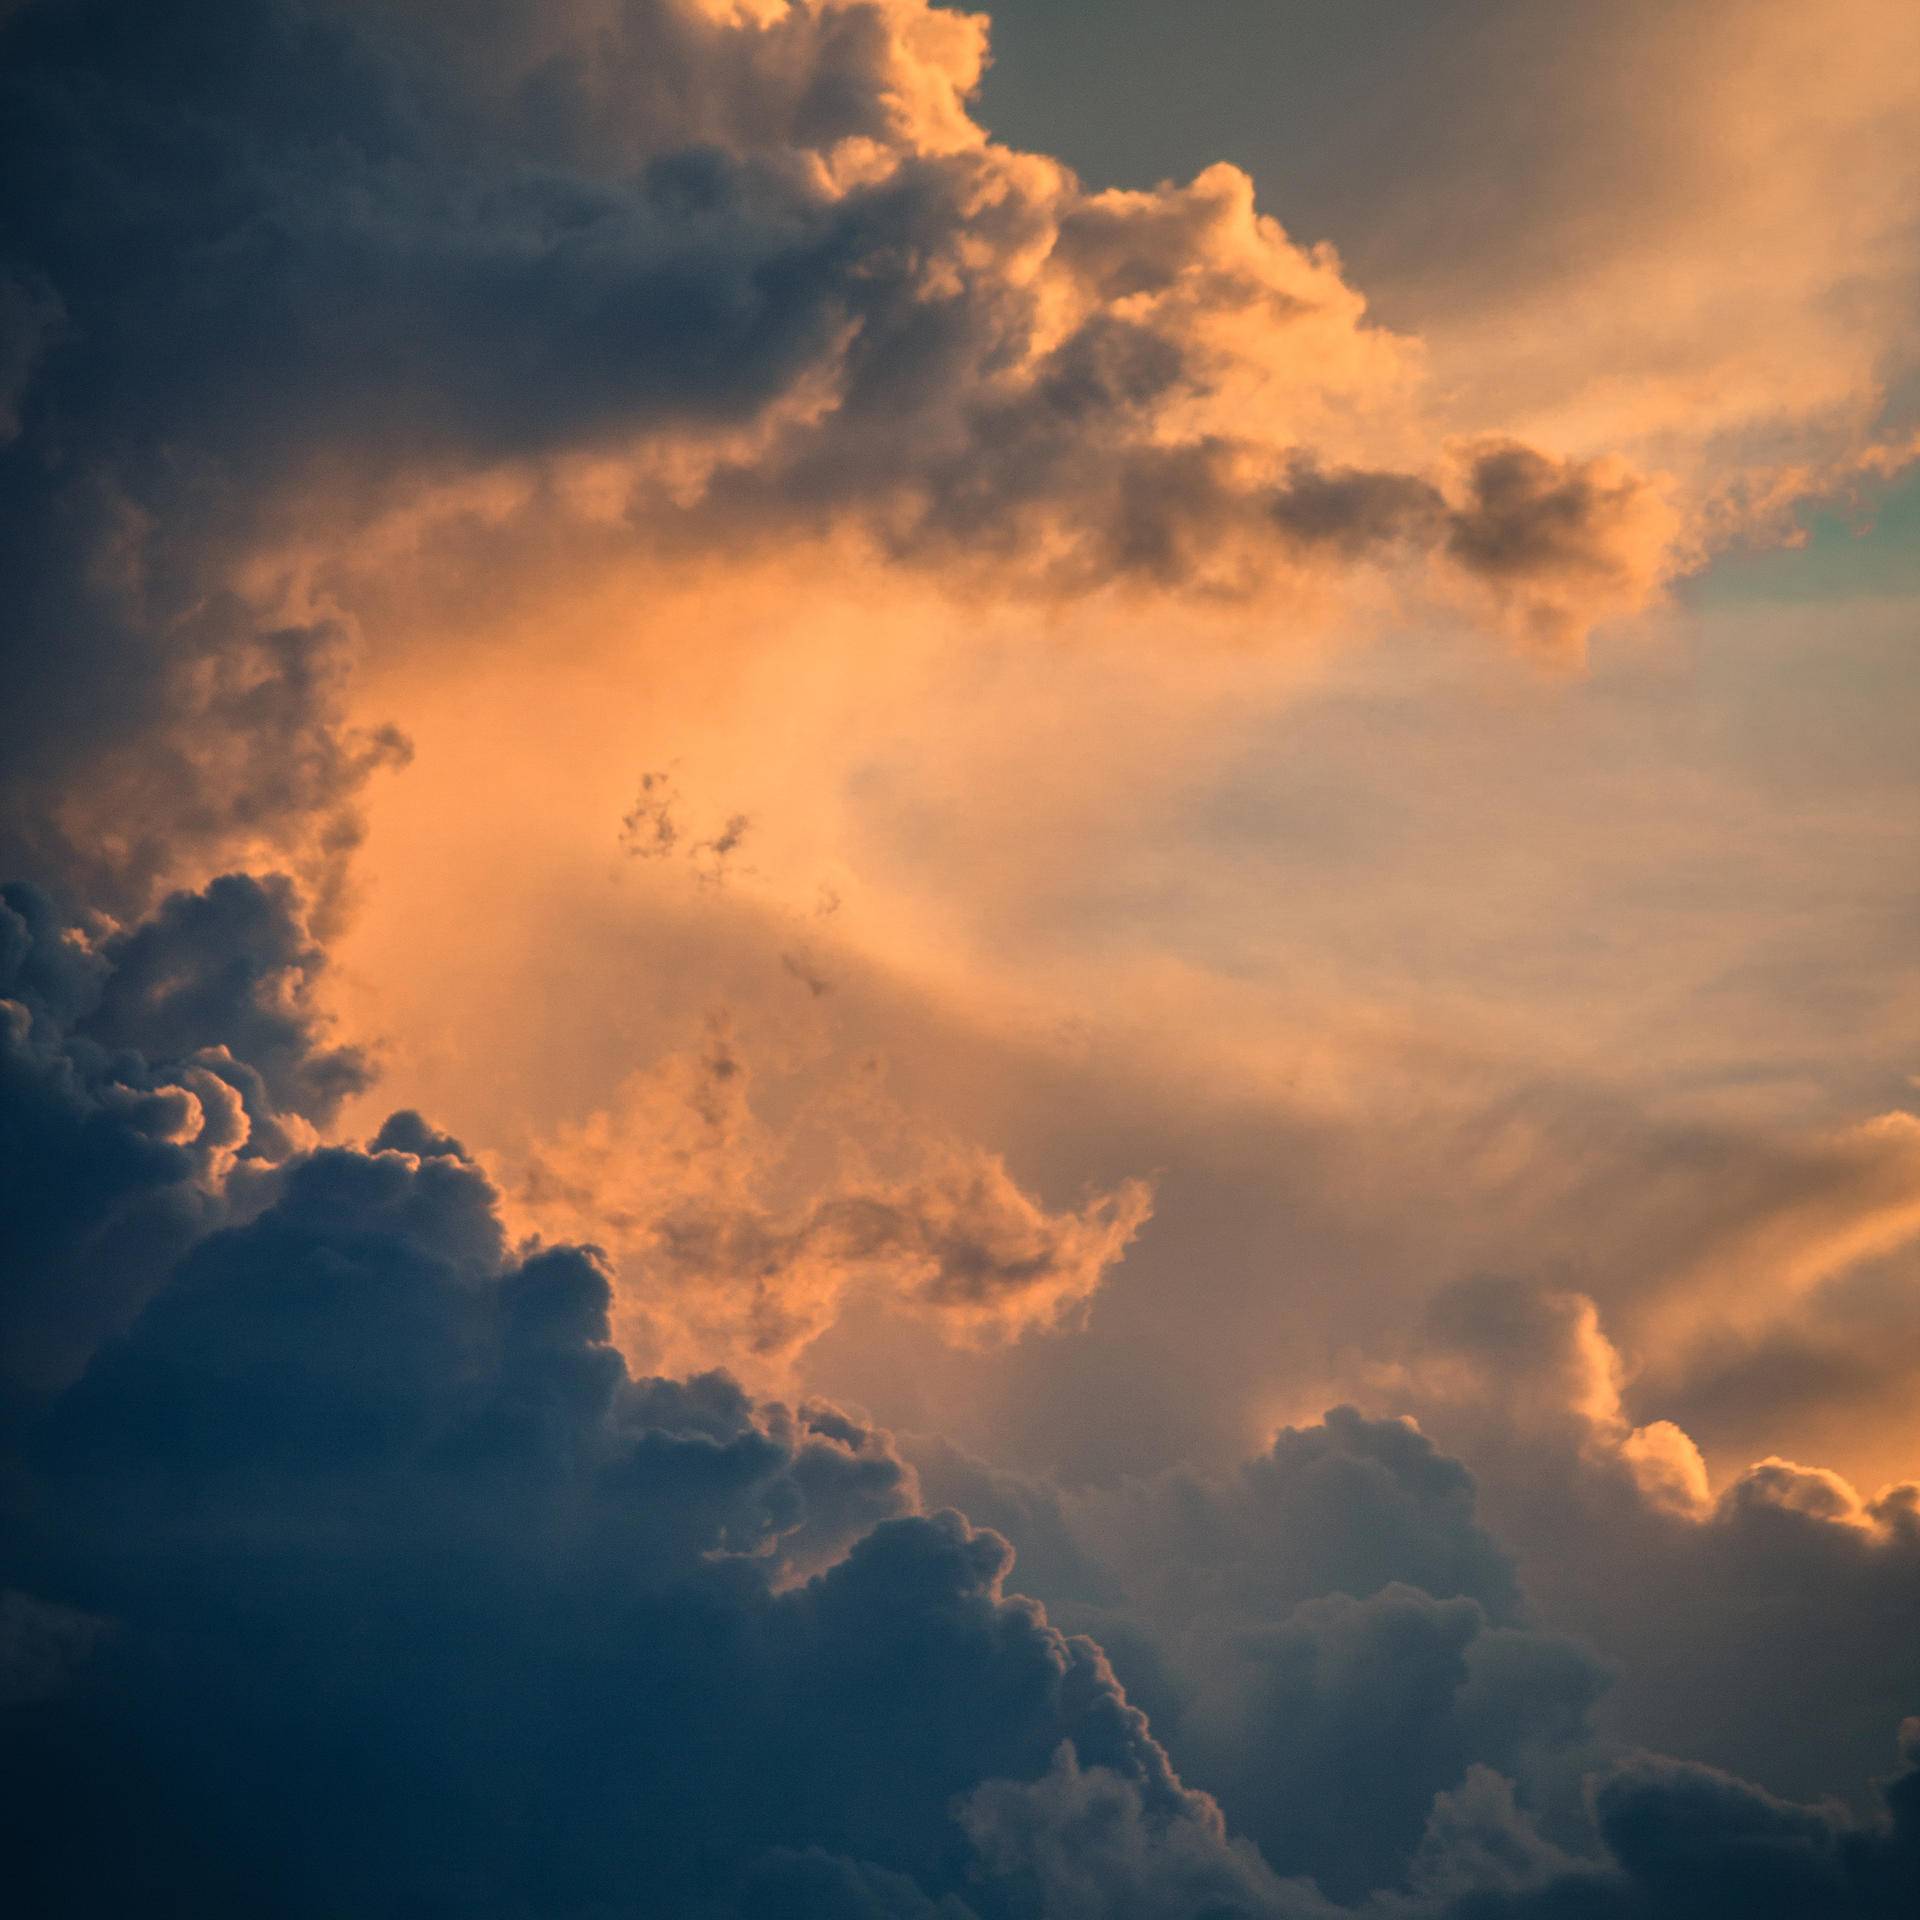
[4,2,1918,1914]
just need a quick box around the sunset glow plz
[4,4,1919,1913]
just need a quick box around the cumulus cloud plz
[0,871,362,1420]
[922,1403,1524,1626]
[1360,1277,1920,1807]
[0,1087,1213,1917]
[913,1346,1920,1911]
[4,858,1919,1915]
[916,1405,1610,1901]
[0,0,1698,921]
[958,1742,1323,1920]
[963,1711,1920,1920]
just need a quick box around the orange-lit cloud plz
[510,1015,1151,1377]
[7,3,1920,1910]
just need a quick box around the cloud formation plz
[0,1061,1213,1916]
[0,871,363,1422]
[4,4,1919,1915]
[999,0,1917,508]
[916,1405,1611,1901]
[4,858,1918,1915]
[1359,1277,1920,1807]
[516,1021,1152,1371]
[0,0,1697,926]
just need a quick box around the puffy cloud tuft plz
[516,1024,1152,1369]
[0,871,362,1419]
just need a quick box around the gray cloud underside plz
[0,872,1915,1916]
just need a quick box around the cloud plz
[916,1362,1920,1912]
[1575,1738,1920,1920]
[725,1846,985,1918]
[5,864,1919,1915]
[916,1405,1609,1901]
[958,1742,1324,1920]
[1192,0,1920,502]
[0,871,362,1420]
[921,1403,1524,1626]
[1,1094,1214,1918]
[619,769,686,859]
[4,6,1919,1916]
[1415,1732,1920,1920]
[0,0,1708,920]
[1364,1277,1920,1808]
[1652,1238,1920,1483]
[954,1731,1920,1919]
[81,874,372,1130]
[621,771,756,885]
[0,1588,108,1709]
[1441,442,1682,655]
[515,1020,1153,1371]
[1167,1584,1608,1901]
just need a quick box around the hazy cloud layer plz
[980,0,1920,509]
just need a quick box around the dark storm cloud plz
[5,869,1920,1914]
[725,1847,986,1918]
[957,1742,1325,1920]
[0,487,410,908]
[0,1588,107,1709]
[1416,1734,1920,1920]
[0,1109,1217,1918]
[0,0,857,898]
[951,1730,1920,1920]
[918,1393,1920,1918]
[915,1404,1523,1637]
[0,863,1195,1909]
[0,871,361,1420]
[1170,1584,1608,1902]
[916,1408,1611,1901]
[1578,1738,1920,1919]
[83,874,371,1127]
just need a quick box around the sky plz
[2,3,1919,1915]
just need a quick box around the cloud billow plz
[1,1097,1207,1917]
[5,877,1920,1913]
[0,871,364,1423]
[0,0,1688,914]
